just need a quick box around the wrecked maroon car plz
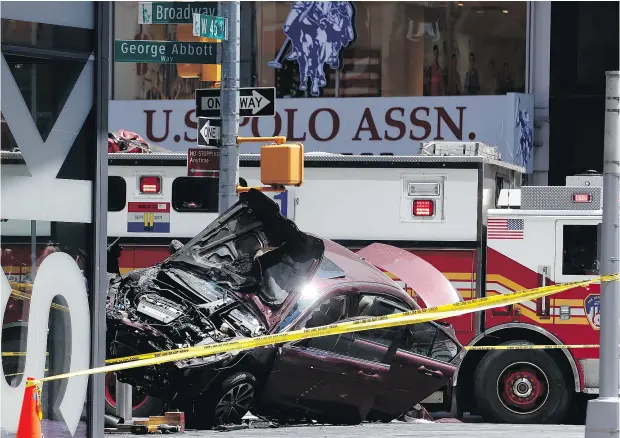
[106,189,463,428]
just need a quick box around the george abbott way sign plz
[108,93,535,173]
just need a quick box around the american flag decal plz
[488,218,524,240]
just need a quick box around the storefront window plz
[256,1,527,98]
[113,1,222,100]
[112,1,256,101]
[1,10,98,438]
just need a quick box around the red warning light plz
[412,199,434,217]
[572,193,592,203]
[140,176,161,194]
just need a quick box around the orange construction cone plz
[16,377,44,438]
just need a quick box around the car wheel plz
[473,341,571,424]
[104,373,164,418]
[196,372,257,429]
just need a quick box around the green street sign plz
[138,2,217,25]
[192,13,228,41]
[114,40,217,64]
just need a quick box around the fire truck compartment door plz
[357,243,462,307]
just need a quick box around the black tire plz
[473,340,571,424]
[194,372,257,429]
[104,372,164,418]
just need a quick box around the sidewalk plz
[183,422,585,438]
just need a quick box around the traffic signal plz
[176,24,200,78]
[174,26,221,82]
[260,143,304,186]
[200,37,221,82]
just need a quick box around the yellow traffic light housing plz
[260,143,304,186]
[234,137,304,193]
[200,37,221,82]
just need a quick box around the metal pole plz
[219,0,241,213]
[585,70,620,438]
[30,220,36,275]
[600,72,620,397]
[115,378,132,424]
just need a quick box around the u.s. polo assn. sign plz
[108,93,535,173]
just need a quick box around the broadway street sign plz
[195,87,276,118]
[139,2,217,24]
[192,13,228,40]
[197,117,221,147]
[114,40,217,64]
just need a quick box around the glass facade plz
[258,1,527,98]
[112,1,527,101]
[1,3,108,438]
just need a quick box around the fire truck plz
[0,143,606,423]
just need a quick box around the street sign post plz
[192,13,228,40]
[187,148,220,177]
[196,87,276,118]
[114,40,217,64]
[139,2,218,24]
[197,117,222,147]
[585,71,620,438]
[218,1,240,213]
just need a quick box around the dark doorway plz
[549,1,619,185]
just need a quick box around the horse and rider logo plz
[584,294,601,330]
[268,1,357,97]
[515,97,533,169]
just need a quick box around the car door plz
[259,293,393,424]
[351,292,459,420]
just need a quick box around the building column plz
[530,1,551,185]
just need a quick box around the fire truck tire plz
[473,343,571,424]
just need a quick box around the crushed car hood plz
[158,188,325,328]
[357,243,462,307]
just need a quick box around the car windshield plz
[160,191,325,311]
[276,256,345,331]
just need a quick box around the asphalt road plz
[183,422,586,438]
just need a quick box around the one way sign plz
[197,117,221,147]
[196,87,276,118]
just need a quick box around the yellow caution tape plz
[465,344,602,351]
[5,369,48,378]
[2,352,48,357]
[9,289,70,312]
[3,344,605,357]
[29,274,615,382]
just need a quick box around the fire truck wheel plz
[473,343,571,424]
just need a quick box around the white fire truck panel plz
[292,167,479,241]
[107,164,280,239]
[491,184,604,285]
[0,147,525,243]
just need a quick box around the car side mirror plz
[169,240,184,255]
